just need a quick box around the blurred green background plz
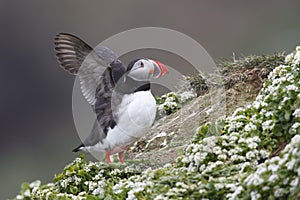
[1,0,300,198]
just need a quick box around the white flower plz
[290,134,300,146]
[84,165,91,172]
[232,107,245,116]
[60,179,68,188]
[246,137,259,149]
[228,122,244,132]
[29,180,41,188]
[23,189,31,197]
[268,174,279,183]
[213,146,222,155]
[256,165,267,174]
[154,194,168,200]
[262,186,270,191]
[218,154,227,160]
[181,156,189,163]
[244,123,257,132]
[290,177,299,192]
[238,138,246,144]
[88,181,98,191]
[248,142,258,149]
[215,183,225,190]
[293,109,300,118]
[293,50,300,66]
[290,122,300,134]
[31,187,39,194]
[113,183,124,194]
[203,136,217,145]
[287,73,295,81]
[286,158,296,170]
[215,161,224,166]
[252,136,261,143]
[180,91,196,103]
[127,190,138,200]
[74,176,82,185]
[286,85,299,92]
[274,188,285,197]
[92,187,105,196]
[175,182,188,189]
[202,136,217,152]
[250,191,261,200]
[244,173,264,186]
[262,120,274,131]
[240,162,251,172]
[222,140,229,147]
[74,157,82,163]
[226,183,237,191]
[78,191,87,196]
[246,151,256,160]
[111,169,122,176]
[199,164,206,172]
[229,135,239,143]
[253,100,262,109]
[230,155,246,162]
[228,186,243,200]
[285,53,294,63]
[259,150,269,159]
[163,163,172,168]
[194,152,207,165]
[16,195,24,200]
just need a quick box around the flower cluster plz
[15,156,140,199]
[156,91,196,117]
[230,134,300,199]
[179,90,196,104]
[156,92,181,116]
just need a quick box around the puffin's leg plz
[106,151,111,163]
[118,151,124,163]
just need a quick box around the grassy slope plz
[14,49,300,199]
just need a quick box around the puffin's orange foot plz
[106,151,111,163]
[118,152,124,163]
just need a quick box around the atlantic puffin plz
[54,33,168,163]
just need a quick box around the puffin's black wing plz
[54,33,126,105]
[55,33,126,149]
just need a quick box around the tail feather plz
[72,144,84,152]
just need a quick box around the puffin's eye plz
[140,61,144,67]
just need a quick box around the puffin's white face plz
[127,58,168,81]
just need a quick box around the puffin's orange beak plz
[151,60,168,78]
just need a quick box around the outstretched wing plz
[54,33,127,148]
[54,33,125,105]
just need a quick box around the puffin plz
[54,33,168,163]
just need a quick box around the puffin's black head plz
[126,58,168,81]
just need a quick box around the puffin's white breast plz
[91,90,156,154]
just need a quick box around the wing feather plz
[54,33,125,105]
